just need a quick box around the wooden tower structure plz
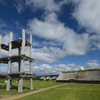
[0,29,35,92]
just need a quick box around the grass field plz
[0,79,63,95]
[1,78,100,100]
[0,96,2,98]
[17,83,100,100]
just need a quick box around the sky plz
[0,0,100,76]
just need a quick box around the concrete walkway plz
[1,84,67,100]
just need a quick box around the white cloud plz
[63,32,90,55]
[1,35,10,57]
[11,63,18,73]
[31,60,100,76]
[2,35,9,45]
[22,46,66,63]
[1,58,100,75]
[12,0,68,13]
[31,47,58,63]
[27,12,90,56]
[27,13,67,40]
[25,0,68,13]
[71,0,100,34]
[85,60,100,69]
[90,34,100,50]
[42,41,62,47]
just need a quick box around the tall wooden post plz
[6,32,13,91]
[30,34,32,74]
[29,34,33,90]
[20,29,25,72]
[18,29,25,93]
[8,32,13,73]
[18,47,21,72]
[0,35,2,72]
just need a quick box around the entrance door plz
[70,79,74,83]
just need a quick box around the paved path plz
[0,84,67,100]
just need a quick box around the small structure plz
[46,76,52,81]
[40,76,46,81]
[56,70,100,83]
[52,76,57,80]
[0,29,35,92]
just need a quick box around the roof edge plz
[62,68,100,73]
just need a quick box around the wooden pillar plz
[30,34,32,74]
[20,29,25,72]
[21,29,25,55]
[6,32,13,91]
[29,34,33,90]
[8,32,13,73]
[6,76,11,91]
[0,35,2,72]
[30,76,33,90]
[18,76,23,93]
[18,47,21,72]
[18,29,25,93]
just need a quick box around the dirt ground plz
[0,84,67,100]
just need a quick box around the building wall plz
[56,70,100,83]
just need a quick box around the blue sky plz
[0,0,100,76]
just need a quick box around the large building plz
[56,70,100,83]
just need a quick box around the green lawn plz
[17,83,100,100]
[0,96,2,98]
[0,79,63,95]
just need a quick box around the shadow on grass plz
[23,86,29,90]
[0,85,6,89]
[11,85,18,90]
[0,85,32,90]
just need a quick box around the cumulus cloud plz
[1,49,100,75]
[71,0,100,34]
[31,60,100,76]
[85,60,100,69]
[9,45,65,63]
[27,13,66,40]
[31,47,62,63]
[27,12,90,56]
